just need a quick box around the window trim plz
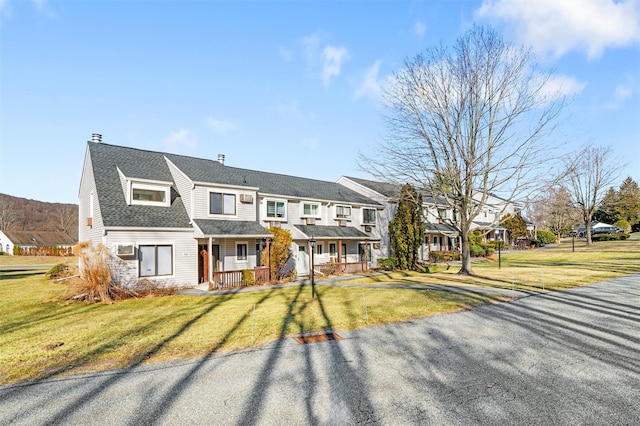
[335,205,352,220]
[362,208,376,225]
[437,208,447,220]
[315,242,324,255]
[131,182,170,207]
[138,244,174,277]
[301,202,321,218]
[209,191,237,216]
[236,242,248,261]
[265,199,287,221]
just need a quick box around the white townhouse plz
[78,136,382,288]
[338,177,529,258]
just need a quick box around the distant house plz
[0,230,75,255]
[78,138,382,288]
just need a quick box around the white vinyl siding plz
[166,159,193,216]
[105,230,196,287]
[78,150,104,244]
[192,186,255,221]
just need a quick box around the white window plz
[438,208,447,220]
[139,245,172,277]
[329,243,337,257]
[131,183,170,206]
[236,243,248,260]
[336,205,351,220]
[316,243,323,255]
[302,202,320,217]
[363,208,376,224]
[210,192,236,215]
[266,200,286,219]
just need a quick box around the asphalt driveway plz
[2,274,639,425]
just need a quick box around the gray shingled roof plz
[194,219,272,238]
[88,143,192,229]
[343,176,447,206]
[165,154,380,206]
[424,223,459,234]
[293,225,370,239]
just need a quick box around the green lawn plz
[1,237,638,385]
[0,268,499,385]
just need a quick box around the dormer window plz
[131,182,170,207]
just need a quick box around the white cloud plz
[301,33,322,63]
[322,45,350,87]
[476,0,640,60]
[207,118,235,135]
[163,129,197,151]
[355,60,383,100]
[606,76,638,108]
[539,75,587,100]
[414,20,427,38]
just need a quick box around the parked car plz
[592,226,623,235]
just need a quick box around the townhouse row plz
[78,136,520,287]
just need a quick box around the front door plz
[297,245,309,276]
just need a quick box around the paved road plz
[2,275,639,425]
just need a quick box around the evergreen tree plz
[501,213,527,243]
[389,184,425,269]
[617,177,640,228]
[593,187,619,224]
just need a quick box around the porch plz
[210,266,270,290]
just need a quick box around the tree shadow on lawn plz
[1,287,281,425]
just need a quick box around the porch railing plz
[212,266,270,290]
[315,261,368,276]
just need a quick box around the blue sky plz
[1,0,639,204]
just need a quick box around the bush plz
[46,263,69,279]
[241,269,255,286]
[376,257,397,270]
[592,233,630,241]
[470,245,485,257]
[428,252,444,263]
[536,230,556,245]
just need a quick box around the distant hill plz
[0,193,78,241]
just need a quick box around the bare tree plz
[563,145,619,245]
[57,205,77,237]
[0,198,22,231]
[527,187,576,239]
[360,25,565,274]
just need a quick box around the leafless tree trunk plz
[563,145,619,245]
[0,198,22,231]
[57,205,77,236]
[360,25,565,274]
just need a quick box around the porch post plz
[208,237,213,284]
[265,238,271,279]
[338,239,343,274]
[365,240,369,271]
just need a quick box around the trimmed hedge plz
[591,233,630,241]
[470,244,485,257]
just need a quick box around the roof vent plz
[218,154,225,165]
[92,133,102,143]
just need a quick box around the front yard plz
[1,237,639,385]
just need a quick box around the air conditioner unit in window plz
[306,217,316,225]
[115,243,135,258]
[270,221,281,228]
[338,220,347,227]
[364,225,372,232]
[240,194,253,203]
